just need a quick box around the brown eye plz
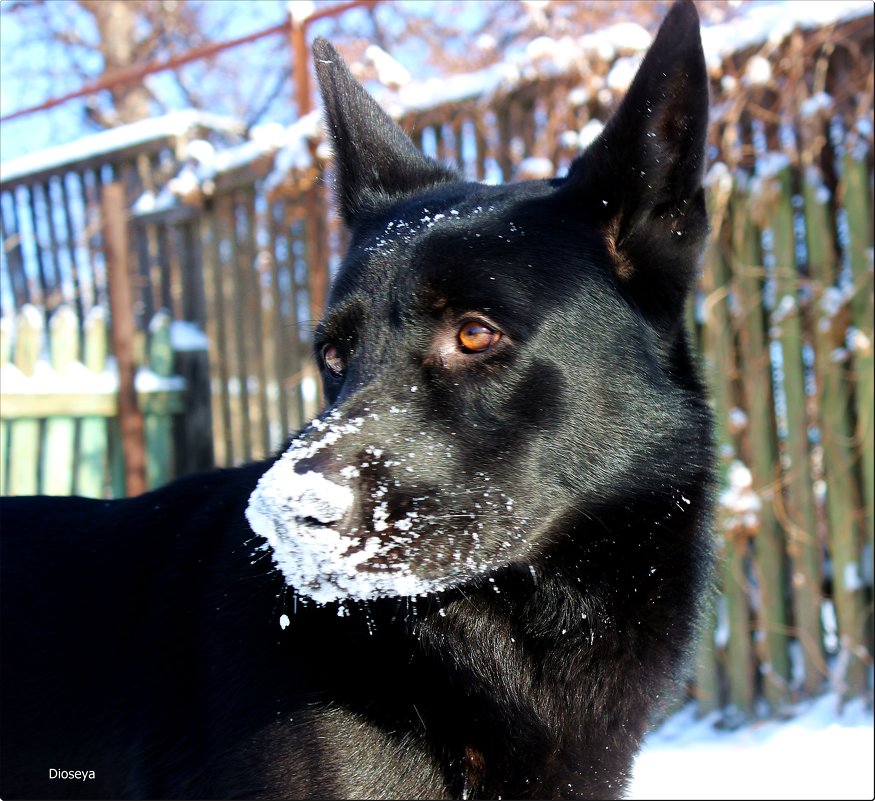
[322,344,345,376]
[458,320,501,353]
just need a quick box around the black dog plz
[0,2,713,798]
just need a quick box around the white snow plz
[0,110,241,184]
[514,156,555,180]
[245,412,453,605]
[847,327,871,356]
[743,54,773,86]
[755,151,792,179]
[287,0,315,24]
[578,22,652,60]
[705,161,733,192]
[629,693,874,800]
[699,0,871,71]
[800,91,834,118]
[607,56,643,92]
[0,357,184,394]
[366,45,411,88]
[578,119,605,149]
[380,19,652,116]
[371,1,871,120]
[169,320,209,352]
[132,187,178,217]
[263,111,321,191]
[719,460,761,532]
[727,406,748,432]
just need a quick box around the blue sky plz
[0,0,494,164]
[0,0,306,162]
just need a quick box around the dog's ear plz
[312,38,459,225]
[561,0,709,333]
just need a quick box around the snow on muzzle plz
[245,411,451,605]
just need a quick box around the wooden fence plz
[0,305,186,497]
[0,11,872,716]
[692,147,873,717]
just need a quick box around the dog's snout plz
[290,451,358,525]
[293,451,344,481]
[287,469,353,525]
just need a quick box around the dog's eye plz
[322,344,345,376]
[458,321,501,353]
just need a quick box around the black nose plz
[293,450,346,481]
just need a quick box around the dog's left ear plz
[561,0,709,333]
[313,38,460,225]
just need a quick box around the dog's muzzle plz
[244,412,447,605]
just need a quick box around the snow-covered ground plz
[629,693,874,800]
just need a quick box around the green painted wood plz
[700,171,756,718]
[842,154,874,564]
[228,193,253,462]
[0,316,11,494]
[731,184,791,711]
[835,154,874,697]
[77,307,109,498]
[0,390,184,419]
[693,600,721,717]
[243,188,272,458]
[41,306,79,495]
[768,164,823,700]
[804,167,864,699]
[8,305,43,496]
[203,210,234,467]
[145,310,173,489]
[109,417,125,499]
[696,172,730,716]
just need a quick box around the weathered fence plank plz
[701,169,756,719]
[145,311,173,489]
[841,153,874,556]
[103,181,147,496]
[732,182,792,712]
[8,305,42,496]
[77,306,109,498]
[0,317,11,493]
[831,152,874,698]
[767,163,823,699]
[41,306,78,495]
[802,165,858,700]
[0,307,186,497]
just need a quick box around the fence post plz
[767,163,823,699]
[145,311,173,489]
[41,306,78,495]
[734,183,792,711]
[171,321,214,476]
[8,306,42,495]
[102,181,147,496]
[842,154,874,568]
[700,169,756,720]
[836,153,874,697]
[77,306,109,498]
[0,317,10,493]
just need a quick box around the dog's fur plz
[0,2,713,798]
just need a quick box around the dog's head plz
[246,0,711,605]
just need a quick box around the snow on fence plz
[0,2,871,717]
[0,305,188,497]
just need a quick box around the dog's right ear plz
[313,38,459,225]
[558,0,709,335]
